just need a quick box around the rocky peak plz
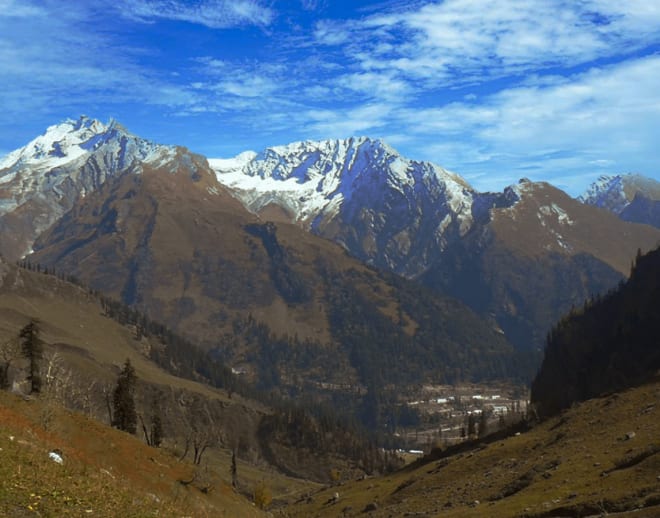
[578,173,660,214]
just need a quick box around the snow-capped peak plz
[210,136,475,228]
[578,174,626,212]
[578,173,660,214]
[207,151,257,175]
[0,116,169,179]
[0,116,170,259]
[0,116,109,173]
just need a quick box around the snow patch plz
[539,204,573,225]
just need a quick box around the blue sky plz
[1,0,659,194]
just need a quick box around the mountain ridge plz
[210,136,475,278]
[4,117,660,356]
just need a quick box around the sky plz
[1,0,659,195]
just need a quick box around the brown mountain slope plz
[28,149,523,402]
[282,379,660,517]
[31,148,363,346]
[422,181,660,351]
[488,182,660,274]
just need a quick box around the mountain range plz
[2,116,659,516]
[209,135,660,351]
[2,116,659,384]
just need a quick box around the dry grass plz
[280,379,660,517]
[0,390,265,517]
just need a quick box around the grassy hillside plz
[0,389,267,517]
[280,379,660,517]
[1,257,404,486]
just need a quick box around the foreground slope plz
[281,379,660,517]
[0,258,317,515]
[0,391,264,518]
[281,245,660,518]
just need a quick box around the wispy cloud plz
[394,55,660,192]
[118,0,274,28]
[300,0,327,12]
[0,0,46,17]
[0,1,199,118]
[302,103,395,137]
[317,1,660,84]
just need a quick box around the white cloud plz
[0,2,199,116]
[339,71,412,101]
[302,103,395,138]
[119,0,274,28]
[300,0,326,12]
[393,55,660,193]
[0,0,45,17]
[319,1,660,84]
[313,19,352,45]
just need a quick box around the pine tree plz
[19,319,43,394]
[478,410,489,438]
[231,449,238,489]
[467,413,476,438]
[112,359,137,434]
[151,413,163,447]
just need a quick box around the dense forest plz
[531,246,660,418]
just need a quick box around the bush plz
[253,480,272,510]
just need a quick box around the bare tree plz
[177,396,218,465]
[42,350,75,404]
[102,382,115,425]
[80,379,99,417]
